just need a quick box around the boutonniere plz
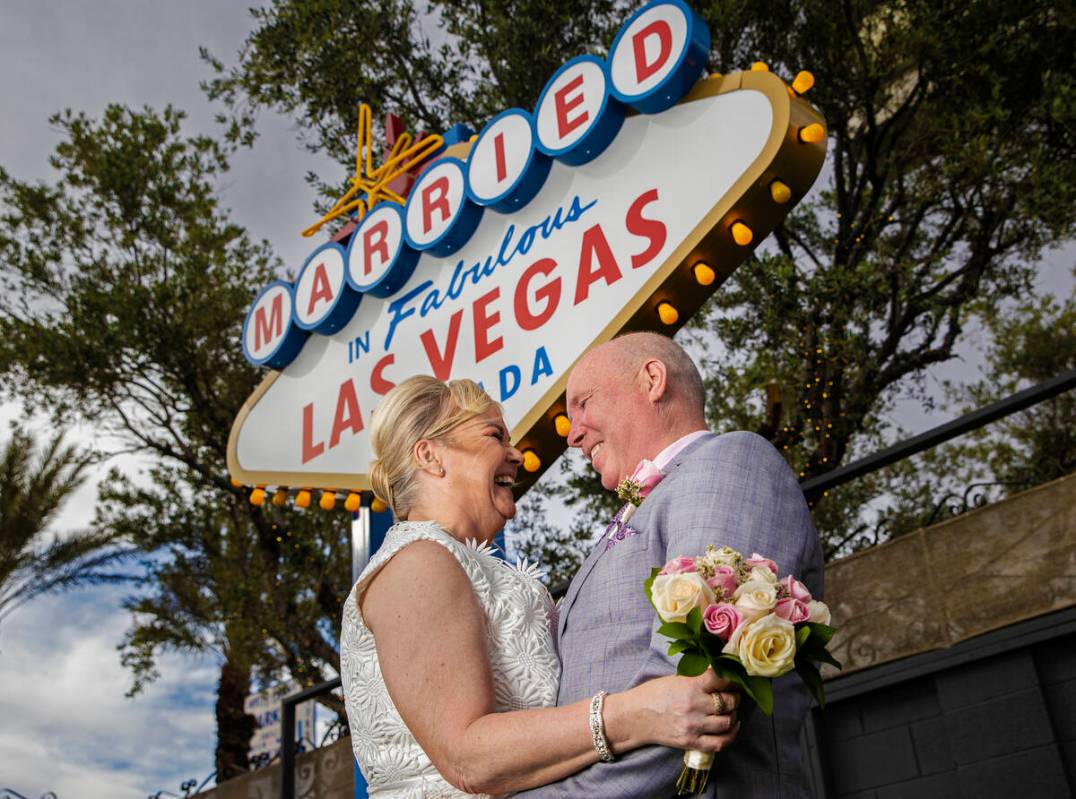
[616,459,664,524]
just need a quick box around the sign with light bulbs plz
[228,0,827,500]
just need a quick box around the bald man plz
[516,332,823,799]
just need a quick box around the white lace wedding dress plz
[340,520,561,798]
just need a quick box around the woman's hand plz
[605,669,740,754]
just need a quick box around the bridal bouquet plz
[644,545,840,795]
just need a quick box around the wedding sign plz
[227,0,827,494]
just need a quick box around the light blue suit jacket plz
[517,432,823,798]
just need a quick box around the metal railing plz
[274,367,1076,799]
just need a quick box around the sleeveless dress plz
[340,520,561,798]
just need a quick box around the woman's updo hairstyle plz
[369,375,498,519]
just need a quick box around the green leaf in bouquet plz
[700,632,727,661]
[806,622,836,645]
[796,625,812,649]
[657,621,693,640]
[687,606,703,636]
[743,674,774,716]
[667,640,693,656]
[794,658,826,708]
[677,652,710,677]
[804,647,843,671]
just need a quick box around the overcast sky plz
[0,3,334,797]
[1,2,1073,798]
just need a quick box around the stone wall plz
[824,471,1076,677]
[195,738,353,799]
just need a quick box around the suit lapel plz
[557,503,627,640]
[558,433,716,640]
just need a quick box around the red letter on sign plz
[329,379,364,448]
[254,293,282,351]
[555,73,589,139]
[493,132,508,184]
[514,258,561,330]
[370,353,396,396]
[473,287,504,363]
[363,219,390,276]
[420,309,463,380]
[422,176,451,234]
[574,224,623,305]
[626,188,667,268]
[632,20,673,83]
[301,402,325,464]
[307,263,334,315]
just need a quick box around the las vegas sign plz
[228,0,827,501]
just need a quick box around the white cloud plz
[0,589,217,799]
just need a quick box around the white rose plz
[737,613,797,677]
[733,578,778,622]
[704,545,743,569]
[651,572,716,623]
[748,565,778,585]
[807,600,831,625]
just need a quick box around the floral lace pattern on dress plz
[340,521,560,798]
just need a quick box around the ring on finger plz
[712,692,727,715]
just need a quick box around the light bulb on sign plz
[345,492,362,513]
[692,262,716,286]
[272,488,288,507]
[751,61,770,72]
[296,489,312,509]
[319,491,336,511]
[657,302,679,325]
[770,181,792,204]
[554,414,571,437]
[522,450,541,473]
[798,123,825,144]
[249,488,266,506]
[371,497,389,514]
[792,71,815,95]
[731,221,754,246]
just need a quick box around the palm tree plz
[0,428,132,628]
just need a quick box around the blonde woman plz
[340,376,739,797]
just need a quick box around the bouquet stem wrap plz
[676,749,714,794]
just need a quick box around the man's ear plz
[640,359,668,403]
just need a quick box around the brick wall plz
[806,609,1076,798]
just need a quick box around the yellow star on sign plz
[302,103,444,238]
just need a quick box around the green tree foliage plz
[204,0,1075,564]
[0,428,132,629]
[0,106,352,778]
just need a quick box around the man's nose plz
[567,422,584,449]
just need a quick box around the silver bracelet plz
[589,690,614,762]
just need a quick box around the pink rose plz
[707,565,739,599]
[630,459,664,499]
[659,556,698,576]
[703,603,743,641]
[775,597,811,624]
[745,553,779,576]
[780,575,812,602]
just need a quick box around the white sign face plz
[468,111,538,206]
[535,57,610,154]
[294,243,347,330]
[346,203,412,296]
[245,683,316,764]
[609,3,689,98]
[404,159,470,250]
[242,282,302,368]
[228,72,826,491]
